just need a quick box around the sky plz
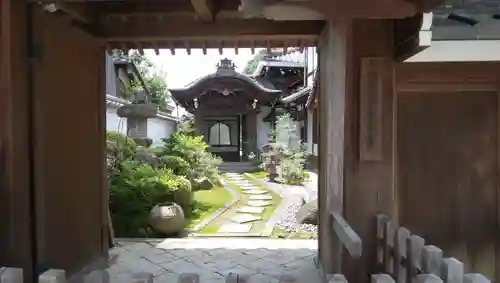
[143,47,316,117]
[144,48,256,117]
[145,48,256,88]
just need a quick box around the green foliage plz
[157,133,222,186]
[107,131,222,237]
[145,75,169,109]
[262,113,308,185]
[107,131,195,237]
[243,49,265,75]
[159,155,190,176]
[107,131,137,160]
[108,160,190,236]
[112,50,170,110]
[178,115,196,136]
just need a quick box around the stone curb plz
[244,173,311,203]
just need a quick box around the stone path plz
[107,238,321,283]
[244,173,318,238]
[215,173,278,234]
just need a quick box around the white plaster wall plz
[256,106,272,150]
[307,110,313,154]
[406,40,500,62]
[105,54,117,97]
[106,106,127,134]
[105,105,176,147]
[148,118,176,148]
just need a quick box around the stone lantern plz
[117,91,157,147]
[261,143,281,182]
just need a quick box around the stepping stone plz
[230,214,262,224]
[247,200,272,207]
[249,195,273,200]
[239,183,258,188]
[237,206,265,214]
[218,223,252,233]
[243,190,268,195]
[241,186,259,191]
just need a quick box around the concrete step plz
[218,162,257,173]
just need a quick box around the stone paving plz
[217,173,276,234]
[107,238,321,283]
[244,173,318,237]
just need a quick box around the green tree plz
[243,49,267,75]
[262,112,308,185]
[112,50,170,110]
[243,53,260,75]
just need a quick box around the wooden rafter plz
[98,18,323,40]
[190,0,214,23]
[41,3,92,23]
[393,12,433,62]
[98,18,323,51]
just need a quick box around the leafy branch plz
[113,50,170,110]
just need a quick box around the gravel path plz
[245,172,318,238]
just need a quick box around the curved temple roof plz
[281,69,317,105]
[170,59,283,110]
[171,71,282,94]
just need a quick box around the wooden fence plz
[0,267,390,283]
[375,214,491,283]
[0,268,356,283]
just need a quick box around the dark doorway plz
[205,116,241,161]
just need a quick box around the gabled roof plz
[431,0,500,40]
[281,85,312,104]
[170,59,285,112]
[280,69,317,105]
[171,70,281,94]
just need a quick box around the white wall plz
[106,106,128,134]
[105,54,117,97]
[148,117,176,148]
[105,104,177,146]
[406,40,500,62]
[256,106,272,149]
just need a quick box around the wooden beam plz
[190,0,214,23]
[393,12,433,62]
[98,18,323,44]
[55,3,92,23]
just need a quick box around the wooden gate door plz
[398,90,498,280]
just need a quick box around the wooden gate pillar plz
[0,0,36,281]
[317,19,398,283]
[317,20,352,275]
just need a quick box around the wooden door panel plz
[398,91,497,278]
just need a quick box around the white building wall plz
[106,106,127,134]
[256,106,272,149]
[148,117,176,148]
[307,110,313,154]
[105,105,177,146]
[105,54,117,97]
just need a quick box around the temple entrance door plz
[206,116,241,162]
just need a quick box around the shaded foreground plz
[107,238,319,282]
